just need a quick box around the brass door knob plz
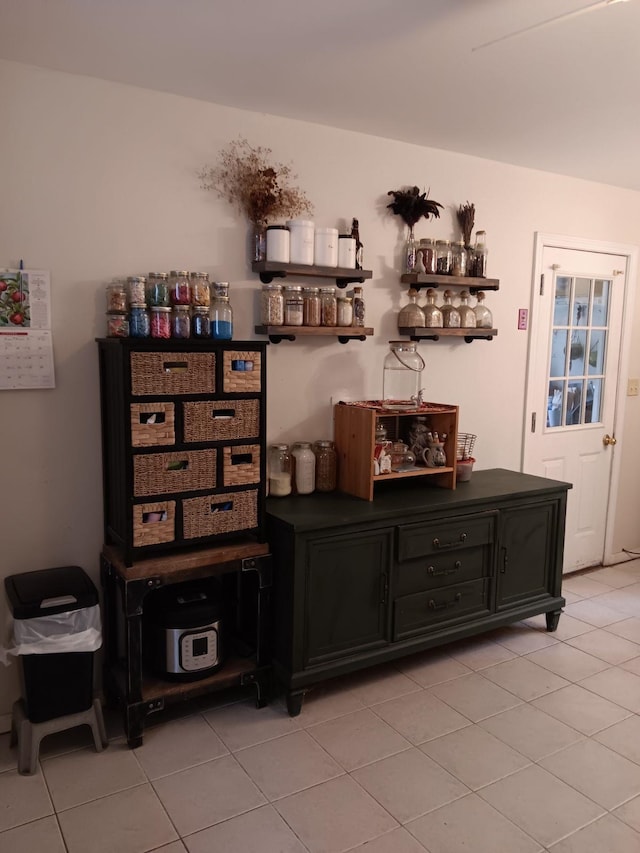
[603,434,617,446]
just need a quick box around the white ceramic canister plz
[287,219,315,265]
[266,225,290,263]
[338,234,356,269]
[314,227,338,267]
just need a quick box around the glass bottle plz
[320,286,337,326]
[351,286,365,327]
[422,288,443,328]
[451,241,467,277]
[268,444,292,497]
[440,290,461,328]
[474,290,494,329]
[192,306,211,338]
[171,305,191,338]
[382,341,425,406]
[337,296,353,327]
[458,290,476,328]
[303,287,321,326]
[314,440,337,492]
[146,273,170,307]
[398,288,425,329]
[404,228,418,274]
[472,230,488,278]
[190,272,210,307]
[350,218,364,269]
[169,270,191,305]
[435,240,452,275]
[292,442,316,494]
[418,238,436,274]
[211,295,233,340]
[129,303,150,338]
[251,221,267,263]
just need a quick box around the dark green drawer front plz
[393,579,491,640]
[395,545,489,597]
[398,513,495,562]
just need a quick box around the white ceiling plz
[2,0,640,191]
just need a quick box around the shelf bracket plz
[259,271,286,284]
[242,554,273,589]
[336,275,366,289]
[338,334,366,344]
[268,334,296,344]
[464,334,494,343]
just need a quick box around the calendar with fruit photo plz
[0,269,51,330]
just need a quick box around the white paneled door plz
[523,244,627,573]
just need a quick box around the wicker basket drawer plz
[393,579,490,641]
[130,351,216,396]
[130,402,175,448]
[222,444,260,487]
[182,489,258,540]
[183,400,260,443]
[132,501,176,547]
[222,350,262,393]
[133,449,217,496]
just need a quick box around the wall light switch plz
[628,378,639,396]
[518,309,528,330]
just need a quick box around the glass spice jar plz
[422,288,443,328]
[314,440,337,492]
[418,238,436,274]
[261,283,284,326]
[458,290,476,328]
[268,444,292,497]
[169,270,191,305]
[303,287,321,326]
[474,290,493,328]
[106,282,127,313]
[284,288,304,326]
[292,442,316,494]
[106,312,129,337]
[435,240,452,275]
[211,295,233,340]
[337,296,353,327]
[129,303,150,338]
[451,241,467,277]
[320,286,337,326]
[190,272,210,306]
[126,276,146,306]
[192,306,211,338]
[351,286,365,327]
[171,305,191,338]
[146,272,170,307]
[150,306,171,338]
[441,290,461,328]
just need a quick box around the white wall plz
[1,59,639,714]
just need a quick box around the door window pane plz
[567,380,583,425]
[553,277,570,325]
[588,330,606,374]
[550,330,568,377]
[569,330,587,376]
[592,280,610,326]
[573,278,590,325]
[547,380,564,427]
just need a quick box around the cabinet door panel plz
[497,502,557,609]
[304,530,392,667]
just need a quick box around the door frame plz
[523,232,638,566]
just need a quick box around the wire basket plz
[457,432,477,460]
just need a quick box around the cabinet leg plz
[124,705,146,749]
[286,690,306,717]
[546,609,562,632]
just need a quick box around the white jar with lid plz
[287,219,315,265]
[266,225,290,263]
[314,227,338,267]
[338,234,356,269]
[292,442,316,494]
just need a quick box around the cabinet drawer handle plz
[427,561,461,577]
[428,592,462,610]
[433,534,467,550]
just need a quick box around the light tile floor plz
[3,560,640,852]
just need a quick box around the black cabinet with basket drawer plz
[266,469,570,716]
[97,339,267,566]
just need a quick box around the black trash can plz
[4,566,101,723]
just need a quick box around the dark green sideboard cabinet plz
[267,468,570,716]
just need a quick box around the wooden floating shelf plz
[255,325,373,344]
[399,327,498,343]
[401,273,499,292]
[374,467,455,482]
[253,261,372,287]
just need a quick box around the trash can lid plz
[4,566,98,618]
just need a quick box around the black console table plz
[266,469,570,716]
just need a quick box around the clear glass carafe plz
[440,290,461,328]
[458,290,476,328]
[474,290,493,328]
[422,288,443,328]
[382,341,425,407]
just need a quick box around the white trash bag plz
[0,603,102,664]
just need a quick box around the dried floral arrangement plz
[386,186,443,230]
[198,137,313,225]
[456,201,476,247]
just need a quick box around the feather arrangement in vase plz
[386,186,443,273]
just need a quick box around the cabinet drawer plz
[395,545,489,597]
[133,500,176,547]
[183,400,260,443]
[130,402,175,447]
[222,445,260,486]
[223,350,262,393]
[130,351,216,396]
[182,489,258,540]
[398,513,495,562]
[394,579,490,640]
[133,449,217,496]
